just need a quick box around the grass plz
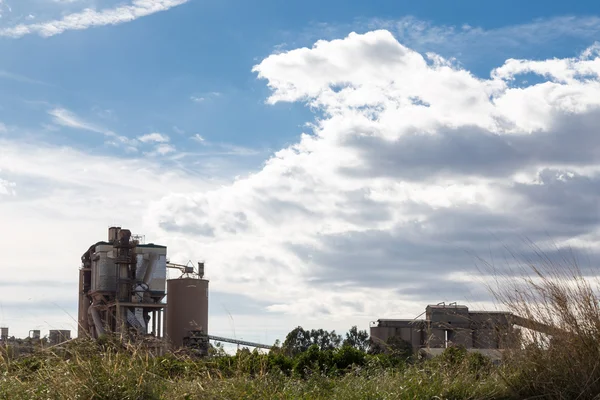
[481,244,600,399]
[0,339,510,400]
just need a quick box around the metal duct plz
[90,306,105,337]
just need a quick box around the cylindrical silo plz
[166,278,209,348]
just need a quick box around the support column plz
[157,310,162,339]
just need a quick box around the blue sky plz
[2,0,600,346]
[3,0,600,170]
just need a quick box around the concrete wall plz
[370,320,423,350]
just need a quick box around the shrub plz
[333,345,365,371]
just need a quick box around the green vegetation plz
[3,250,600,399]
[0,338,508,400]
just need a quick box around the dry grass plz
[481,243,600,399]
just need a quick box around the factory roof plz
[427,304,469,308]
[137,243,166,249]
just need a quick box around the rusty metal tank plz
[166,278,209,348]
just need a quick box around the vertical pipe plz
[161,307,169,338]
[152,311,156,336]
[115,304,121,335]
[91,306,105,336]
[78,268,89,337]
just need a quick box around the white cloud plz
[191,92,222,103]
[0,138,216,336]
[48,107,138,149]
[157,143,175,154]
[0,70,47,85]
[6,27,600,341]
[149,31,600,325]
[188,134,261,156]
[0,0,10,19]
[0,0,190,38]
[155,143,176,155]
[49,107,105,133]
[138,132,170,143]
[0,175,16,196]
[375,16,600,54]
[191,134,205,143]
[214,143,260,156]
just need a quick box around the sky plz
[2,0,600,347]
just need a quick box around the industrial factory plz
[1,226,270,355]
[76,226,269,354]
[74,226,209,353]
[1,226,549,359]
[370,302,555,359]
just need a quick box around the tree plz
[282,326,312,356]
[282,326,343,355]
[343,325,370,352]
[310,328,342,351]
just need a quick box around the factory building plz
[370,303,530,358]
[2,227,269,354]
[77,227,212,353]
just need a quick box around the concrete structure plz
[0,327,8,341]
[166,277,209,350]
[49,330,71,345]
[370,303,521,354]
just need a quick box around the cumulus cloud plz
[0,0,189,38]
[156,143,176,154]
[148,30,600,322]
[5,27,600,338]
[138,132,170,143]
[0,176,16,196]
[143,143,176,156]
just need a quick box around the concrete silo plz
[166,276,209,349]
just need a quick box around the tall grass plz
[482,244,600,399]
[0,338,509,399]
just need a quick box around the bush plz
[293,345,335,377]
[333,346,365,371]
